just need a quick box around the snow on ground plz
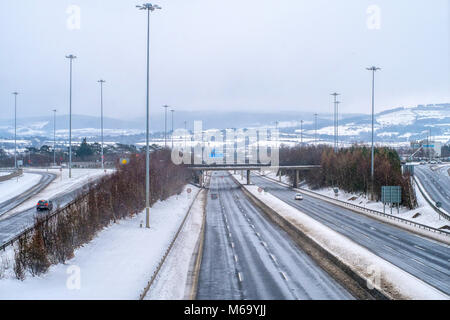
[0,173,41,203]
[259,171,449,230]
[145,189,205,300]
[302,184,449,230]
[0,168,114,220]
[0,185,200,299]
[240,183,449,300]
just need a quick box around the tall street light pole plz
[336,101,340,149]
[314,113,318,145]
[331,93,340,152]
[163,105,169,148]
[52,109,57,166]
[137,3,161,228]
[12,92,19,169]
[300,120,303,145]
[367,66,380,199]
[184,120,187,150]
[98,79,106,170]
[170,109,174,149]
[66,54,76,178]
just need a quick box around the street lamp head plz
[65,54,77,59]
[366,66,381,71]
[330,92,340,97]
[98,79,106,83]
[136,3,162,11]
[12,92,19,96]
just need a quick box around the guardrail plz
[256,173,450,237]
[0,191,88,252]
[413,176,450,221]
[0,169,23,182]
[139,187,203,300]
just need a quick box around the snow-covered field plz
[0,185,200,299]
[0,168,113,221]
[0,173,41,204]
[241,184,449,300]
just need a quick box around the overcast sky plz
[0,0,449,120]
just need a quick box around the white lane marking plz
[280,272,288,281]
[370,227,376,231]
[238,272,243,282]
[360,232,371,239]
[414,245,426,251]
[256,232,260,238]
[231,242,235,248]
[261,241,267,247]
[234,255,238,263]
[389,234,399,240]
[251,224,255,229]
[411,258,426,266]
[270,254,277,262]
[383,244,394,251]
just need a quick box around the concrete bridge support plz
[246,170,251,185]
[292,170,300,188]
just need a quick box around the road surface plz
[250,174,450,295]
[197,172,353,300]
[415,165,450,214]
[0,171,56,218]
[0,182,86,246]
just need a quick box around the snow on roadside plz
[241,184,449,300]
[0,168,113,220]
[301,182,449,230]
[144,189,205,300]
[0,185,199,300]
[259,172,449,230]
[0,173,41,203]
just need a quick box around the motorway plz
[0,181,85,246]
[415,164,450,214]
[250,174,450,295]
[0,171,56,218]
[196,172,353,300]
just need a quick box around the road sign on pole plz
[381,186,401,214]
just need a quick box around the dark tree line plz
[280,144,417,209]
[13,149,190,279]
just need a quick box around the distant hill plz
[0,103,448,148]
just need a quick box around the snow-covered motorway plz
[0,172,56,217]
[0,169,111,246]
[250,174,450,295]
[415,164,450,214]
[196,172,353,300]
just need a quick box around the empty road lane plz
[251,174,450,295]
[196,172,353,300]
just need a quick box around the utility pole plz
[137,3,161,228]
[65,54,77,178]
[314,113,318,144]
[98,79,106,170]
[300,120,303,145]
[170,109,174,149]
[52,109,57,166]
[163,105,169,148]
[331,93,340,152]
[184,120,187,150]
[336,101,340,150]
[12,92,18,169]
[367,66,381,200]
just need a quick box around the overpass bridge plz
[186,164,321,187]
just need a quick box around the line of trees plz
[12,149,190,279]
[280,145,417,209]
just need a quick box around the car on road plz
[36,200,53,212]
[294,193,303,200]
